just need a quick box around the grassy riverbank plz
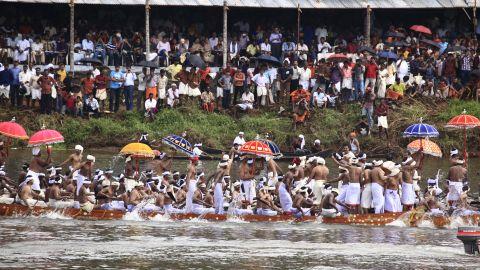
[1,99,478,157]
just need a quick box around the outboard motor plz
[457,227,480,255]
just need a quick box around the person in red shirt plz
[365,58,378,91]
[81,71,95,105]
[64,92,76,116]
[37,70,56,114]
[94,70,109,112]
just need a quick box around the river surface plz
[1,148,479,269]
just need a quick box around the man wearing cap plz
[382,161,402,213]
[306,157,329,206]
[400,156,419,211]
[192,182,215,214]
[71,155,95,200]
[18,176,47,208]
[27,146,52,192]
[229,181,254,215]
[77,178,95,212]
[321,188,347,217]
[239,157,256,205]
[128,182,145,211]
[256,185,282,216]
[332,156,362,214]
[370,160,387,213]
[185,156,200,213]
[97,180,122,210]
[446,157,467,206]
[293,186,313,216]
[47,177,74,209]
[233,132,246,146]
[59,145,84,173]
[207,155,230,214]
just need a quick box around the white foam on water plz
[148,213,173,222]
[225,216,249,223]
[445,216,477,230]
[122,211,146,221]
[180,217,211,224]
[417,219,435,228]
[386,219,408,227]
[39,211,73,220]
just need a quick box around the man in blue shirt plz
[9,61,21,107]
[109,65,124,112]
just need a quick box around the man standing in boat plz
[59,145,84,173]
[383,162,402,213]
[360,162,373,213]
[332,157,362,214]
[185,156,199,213]
[370,160,387,214]
[239,157,256,205]
[400,156,418,211]
[306,157,329,206]
[446,158,467,206]
[28,146,51,192]
[71,155,95,201]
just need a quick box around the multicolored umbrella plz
[162,135,195,157]
[259,139,282,158]
[120,143,155,159]
[240,140,273,157]
[28,127,64,147]
[407,139,442,158]
[445,110,480,159]
[410,25,432,35]
[403,119,439,138]
[0,117,28,140]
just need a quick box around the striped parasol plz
[403,118,439,138]
[240,140,273,157]
[445,110,480,160]
[162,134,195,157]
[0,117,28,140]
[259,139,282,158]
[28,127,64,147]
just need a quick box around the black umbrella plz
[138,60,159,68]
[385,31,405,38]
[79,57,103,65]
[420,39,441,49]
[187,54,206,69]
[253,54,282,66]
[357,46,376,54]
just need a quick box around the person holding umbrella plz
[27,146,52,192]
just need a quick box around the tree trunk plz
[222,1,228,69]
[145,0,151,61]
[69,0,75,77]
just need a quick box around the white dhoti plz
[240,179,256,204]
[377,116,388,129]
[371,183,384,214]
[75,174,87,196]
[48,199,75,209]
[345,182,361,206]
[164,204,185,214]
[158,87,166,99]
[0,85,9,98]
[257,208,277,216]
[21,198,47,208]
[185,179,198,213]
[360,183,373,209]
[237,103,253,110]
[26,170,41,191]
[256,86,267,96]
[178,82,188,95]
[31,88,41,100]
[337,183,348,203]
[0,196,14,204]
[267,172,278,187]
[214,182,224,214]
[278,183,293,212]
[384,189,402,213]
[231,208,254,215]
[400,182,415,206]
[192,203,215,215]
[321,208,339,218]
[188,86,201,97]
[447,181,463,202]
[80,201,94,213]
[312,180,325,205]
[101,201,125,211]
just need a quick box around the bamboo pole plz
[474,0,478,41]
[365,5,371,46]
[222,0,228,69]
[69,0,75,76]
[297,1,301,45]
[145,0,151,61]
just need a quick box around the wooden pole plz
[69,0,75,76]
[474,0,478,41]
[145,0,151,61]
[297,1,301,45]
[222,1,228,69]
[365,5,371,46]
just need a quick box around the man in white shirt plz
[167,83,179,108]
[296,41,309,62]
[229,37,239,60]
[317,37,332,55]
[156,37,171,66]
[30,38,45,64]
[313,87,328,108]
[81,34,94,57]
[234,88,255,118]
[136,67,147,111]
[252,69,270,106]
[123,66,137,111]
[233,131,246,146]
[85,94,100,117]
[260,38,271,55]
[19,65,32,106]
[209,33,219,50]
[315,25,328,42]
[145,92,157,120]
[15,35,30,63]
[298,65,311,90]
[157,69,168,107]
[30,67,42,107]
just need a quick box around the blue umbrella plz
[377,51,398,60]
[403,120,439,138]
[259,139,282,158]
[162,135,195,157]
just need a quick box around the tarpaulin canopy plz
[2,0,479,9]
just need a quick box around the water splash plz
[149,213,173,222]
[225,216,249,223]
[181,217,211,223]
[122,210,146,221]
[386,219,408,227]
[39,211,73,220]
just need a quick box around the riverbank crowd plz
[1,13,480,131]
[0,133,477,218]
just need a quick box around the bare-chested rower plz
[47,178,74,209]
[28,147,52,191]
[360,163,373,214]
[185,156,199,213]
[306,157,329,206]
[239,157,256,204]
[332,157,362,213]
[370,160,388,213]
[446,158,467,206]
[18,176,47,208]
[59,145,84,172]
[78,179,95,212]
[70,155,95,198]
[400,156,419,211]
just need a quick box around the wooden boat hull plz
[0,203,478,228]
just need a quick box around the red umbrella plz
[327,54,348,62]
[28,128,64,147]
[240,140,273,157]
[445,110,480,160]
[410,25,432,35]
[0,117,28,140]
